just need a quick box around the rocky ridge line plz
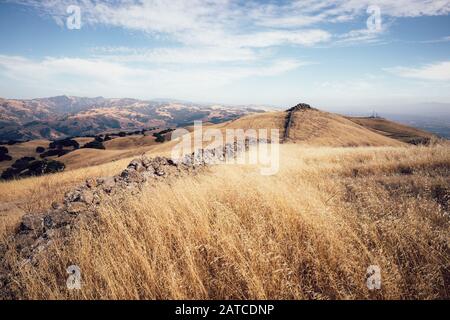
[283,103,312,142]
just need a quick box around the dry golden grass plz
[3,144,449,299]
[59,148,145,170]
[103,134,158,150]
[0,157,131,215]
[347,116,434,144]
[218,111,286,132]
[288,109,404,147]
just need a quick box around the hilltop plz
[212,104,413,147]
[1,105,443,177]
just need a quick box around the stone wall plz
[0,138,270,296]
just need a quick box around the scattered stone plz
[79,190,95,204]
[66,202,87,214]
[51,202,62,210]
[97,177,116,191]
[287,103,312,112]
[85,178,98,189]
[0,137,272,294]
[19,214,43,233]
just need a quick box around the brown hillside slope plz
[138,109,408,156]
[141,111,287,156]
[347,117,435,144]
[1,108,421,173]
[167,108,405,148]
[286,108,405,147]
[103,134,158,150]
[218,111,287,132]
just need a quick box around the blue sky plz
[0,0,449,110]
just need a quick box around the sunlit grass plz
[2,144,449,299]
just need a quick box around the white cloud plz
[0,54,306,99]
[15,0,450,48]
[386,61,450,81]
[240,0,450,27]
[91,46,260,64]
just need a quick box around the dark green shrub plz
[36,146,46,153]
[12,157,36,170]
[82,140,105,150]
[1,159,65,180]
[0,153,12,162]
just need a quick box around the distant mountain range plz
[0,96,270,142]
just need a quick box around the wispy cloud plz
[419,35,450,44]
[0,54,307,98]
[13,0,450,48]
[386,61,450,81]
[91,46,260,64]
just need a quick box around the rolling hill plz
[285,108,405,147]
[0,96,270,142]
[346,116,436,144]
[2,105,440,175]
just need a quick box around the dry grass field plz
[289,110,405,146]
[103,134,158,150]
[1,109,449,300]
[1,143,449,299]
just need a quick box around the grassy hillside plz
[103,134,158,150]
[1,143,449,299]
[3,109,434,174]
[347,117,435,144]
[287,109,404,146]
[0,135,157,172]
[219,111,287,132]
